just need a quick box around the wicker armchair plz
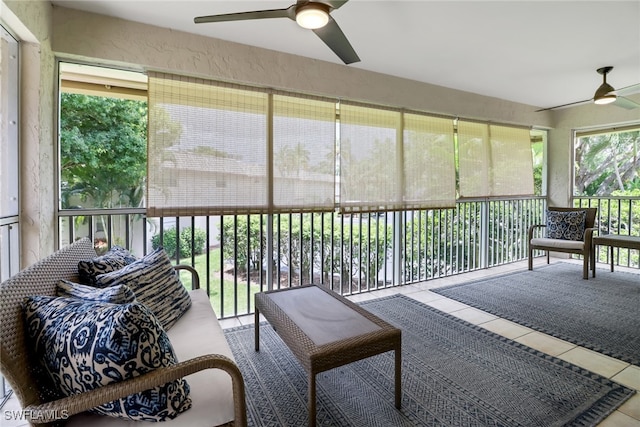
[0,238,246,426]
[528,207,597,279]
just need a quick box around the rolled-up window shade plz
[458,121,491,198]
[403,113,456,208]
[147,72,268,216]
[272,95,336,212]
[339,104,401,212]
[458,120,533,197]
[489,124,534,196]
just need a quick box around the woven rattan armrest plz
[173,264,200,290]
[24,354,247,427]
[528,223,546,240]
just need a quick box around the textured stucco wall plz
[546,96,640,207]
[51,6,552,129]
[3,0,56,266]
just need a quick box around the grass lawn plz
[176,248,264,318]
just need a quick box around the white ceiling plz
[51,0,640,110]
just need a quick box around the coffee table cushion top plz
[265,286,382,346]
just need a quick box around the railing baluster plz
[205,216,211,297]
[219,216,225,318]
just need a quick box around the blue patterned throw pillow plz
[78,245,138,286]
[56,279,136,304]
[94,247,192,331]
[23,296,192,422]
[546,209,586,241]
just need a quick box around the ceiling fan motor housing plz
[593,66,616,104]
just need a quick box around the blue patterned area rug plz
[224,294,634,427]
[432,263,640,366]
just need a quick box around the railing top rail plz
[57,197,548,218]
[457,196,546,203]
[0,216,19,227]
[58,207,146,216]
[574,196,640,201]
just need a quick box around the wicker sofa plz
[0,237,247,427]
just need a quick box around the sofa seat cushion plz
[23,296,192,422]
[66,289,236,427]
[531,237,585,251]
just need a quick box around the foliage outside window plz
[531,134,544,196]
[59,93,147,210]
[574,129,640,196]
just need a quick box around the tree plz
[532,140,544,195]
[574,130,640,196]
[274,143,311,177]
[60,93,148,209]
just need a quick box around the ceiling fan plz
[536,66,640,112]
[194,0,360,65]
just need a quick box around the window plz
[0,24,20,281]
[457,121,534,198]
[574,126,640,196]
[58,62,148,210]
[1,26,19,220]
[273,95,336,212]
[339,104,402,211]
[66,68,539,221]
[147,73,269,216]
[148,72,467,216]
[531,129,546,196]
[338,105,456,212]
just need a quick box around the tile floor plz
[2,258,638,427]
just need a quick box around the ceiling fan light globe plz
[296,5,329,29]
[594,94,616,105]
[593,82,616,105]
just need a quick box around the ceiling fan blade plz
[322,0,349,10]
[613,96,640,110]
[535,98,591,112]
[195,8,292,24]
[312,16,360,64]
[615,83,640,97]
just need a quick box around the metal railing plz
[0,215,19,405]
[0,216,19,283]
[57,197,546,318]
[574,196,640,269]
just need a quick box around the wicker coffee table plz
[592,234,640,277]
[254,284,402,427]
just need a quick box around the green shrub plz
[152,226,206,259]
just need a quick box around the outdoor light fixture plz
[593,86,617,105]
[296,3,330,29]
[593,66,617,105]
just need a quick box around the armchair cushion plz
[530,237,584,251]
[94,248,191,331]
[23,296,192,422]
[78,246,138,286]
[546,209,586,241]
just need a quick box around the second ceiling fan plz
[194,0,360,65]
[537,66,640,112]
